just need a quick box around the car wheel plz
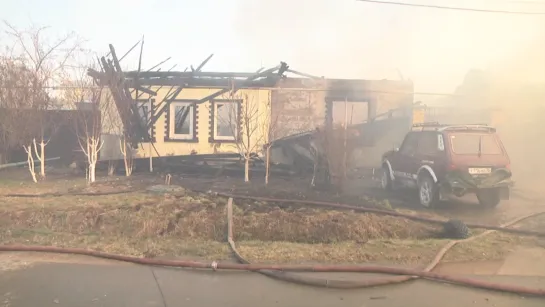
[418,175,439,208]
[380,167,393,191]
[476,189,501,208]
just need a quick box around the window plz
[167,101,196,141]
[135,99,154,141]
[450,133,502,155]
[136,100,151,126]
[211,100,240,142]
[417,132,439,155]
[400,132,419,155]
[332,101,368,125]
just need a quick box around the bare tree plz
[262,92,282,185]
[23,144,37,182]
[61,69,105,183]
[119,135,134,177]
[76,88,104,184]
[98,89,125,176]
[216,90,265,182]
[0,57,38,164]
[2,22,81,179]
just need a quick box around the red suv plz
[380,123,513,208]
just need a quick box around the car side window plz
[399,133,419,155]
[417,132,440,156]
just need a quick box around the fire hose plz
[3,190,545,296]
[226,197,545,290]
[210,192,545,237]
[0,202,543,296]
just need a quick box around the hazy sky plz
[1,0,545,94]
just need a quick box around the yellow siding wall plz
[132,87,272,158]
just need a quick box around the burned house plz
[268,77,414,170]
[89,44,415,170]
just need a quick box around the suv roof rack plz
[412,122,496,132]
[411,122,449,131]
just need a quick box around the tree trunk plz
[244,157,250,182]
[124,155,132,177]
[25,145,37,183]
[108,160,116,176]
[265,146,271,185]
[88,163,96,183]
[39,141,45,178]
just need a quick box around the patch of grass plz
[0,228,230,260]
[237,239,446,266]
[0,190,442,244]
[3,169,543,266]
[442,231,542,262]
[0,227,449,266]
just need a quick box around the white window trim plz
[169,102,194,140]
[213,101,238,141]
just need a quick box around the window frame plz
[209,99,241,143]
[399,132,419,156]
[448,132,503,155]
[135,98,155,142]
[416,131,442,156]
[165,100,198,142]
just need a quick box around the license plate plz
[468,168,492,175]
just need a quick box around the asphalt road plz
[0,261,544,307]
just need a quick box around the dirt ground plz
[0,166,544,268]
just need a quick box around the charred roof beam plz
[146,54,215,128]
[125,71,259,78]
[196,61,289,104]
[92,45,152,146]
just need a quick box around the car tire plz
[443,219,470,239]
[380,166,393,191]
[418,174,439,208]
[476,188,501,208]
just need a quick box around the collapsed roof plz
[87,44,290,148]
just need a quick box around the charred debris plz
[87,43,293,148]
[86,43,303,175]
[86,42,414,178]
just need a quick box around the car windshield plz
[449,133,502,155]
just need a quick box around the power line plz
[0,86,101,89]
[494,0,545,4]
[0,85,517,98]
[356,0,545,14]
